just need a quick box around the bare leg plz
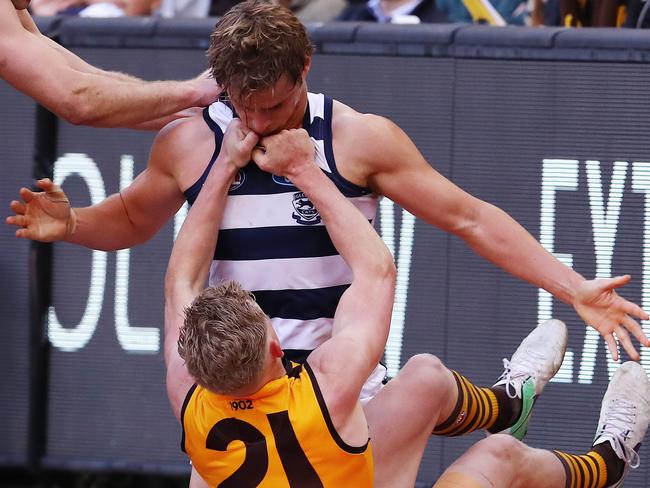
[434,434,565,488]
[363,354,458,488]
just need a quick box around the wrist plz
[287,159,319,186]
[64,208,78,241]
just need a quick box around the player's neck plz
[231,360,287,397]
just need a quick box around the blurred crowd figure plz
[27,0,650,31]
[29,0,347,19]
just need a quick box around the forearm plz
[165,158,237,294]
[65,194,145,251]
[63,73,206,128]
[461,200,584,305]
[291,166,393,277]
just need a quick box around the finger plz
[622,315,650,347]
[621,300,649,321]
[10,200,26,215]
[19,187,36,203]
[615,327,639,361]
[604,274,632,290]
[15,228,35,239]
[37,178,65,196]
[36,178,54,191]
[604,334,619,362]
[243,130,259,150]
[7,215,29,227]
[251,148,267,166]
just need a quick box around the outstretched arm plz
[253,129,396,416]
[1,6,219,128]
[337,110,649,361]
[6,115,211,250]
[164,120,258,419]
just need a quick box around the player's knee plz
[471,434,523,465]
[402,354,450,394]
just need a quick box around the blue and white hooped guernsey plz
[184,93,380,360]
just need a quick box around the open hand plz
[574,275,650,361]
[6,178,75,242]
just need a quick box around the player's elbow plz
[369,251,397,287]
[59,92,96,126]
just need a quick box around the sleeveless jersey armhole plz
[180,383,198,454]
[302,361,370,454]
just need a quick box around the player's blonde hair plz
[179,280,268,395]
[207,0,314,101]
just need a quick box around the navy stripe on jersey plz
[214,226,339,261]
[254,285,348,320]
[319,97,371,197]
[183,109,223,205]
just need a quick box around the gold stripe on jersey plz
[181,359,373,487]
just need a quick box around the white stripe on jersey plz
[221,193,377,230]
[208,102,233,133]
[209,255,353,291]
[272,317,333,350]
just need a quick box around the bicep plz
[368,123,480,234]
[119,140,187,239]
[309,277,394,400]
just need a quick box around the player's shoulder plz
[331,100,405,169]
[156,109,211,149]
[150,109,214,171]
[333,100,400,143]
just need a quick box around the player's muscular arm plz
[335,110,649,360]
[7,117,206,249]
[165,120,258,419]
[255,129,396,424]
[72,119,203,249]
[0,5,218,128]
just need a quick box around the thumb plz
[603,275,632,290]
[242,130,259,151]
[36,178,55,191]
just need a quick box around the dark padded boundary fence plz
[2,18,650,486]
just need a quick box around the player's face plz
[229,74,307,137]
[11,0,31,9]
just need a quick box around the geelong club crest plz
[291,192,321,225]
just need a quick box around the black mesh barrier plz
[3,17,650,487]
[0,86,35,467]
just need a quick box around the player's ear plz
[270,339,283,359]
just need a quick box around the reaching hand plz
[6,178,75,242]
[573,275,650,361]
[191,69,221,108]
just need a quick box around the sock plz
[433,371,522,436]
[553,442,625,488]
